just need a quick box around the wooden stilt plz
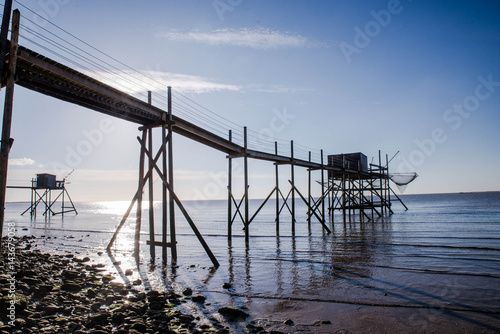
[328,179,332,223]
[161,114,168,263]
[228,130,232,240]
[61,184,65,217]
[370,178,374,219]
[30,180,34,218]
[147,92,155,260]
[321,150,325,224]
[147,127,155,259]
[244,126,249,242]
[378,150,384,215]
[307,151,311,226]
[358,163,362,221]
[134,130,146,258]
[347,178,352,221]
[275,142,279,235]
[342,173,346,222]
[0,0,13,72]
[0,8,18,243]
[290,140,295,233]
[167,87,177,263]
[386,154,392,214]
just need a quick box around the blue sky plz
[2,0,500,202]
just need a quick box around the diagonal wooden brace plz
[138,137,220,268]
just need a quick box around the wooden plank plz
[16,46,163,120]
[146,240,173,247]
[172,119,241,154]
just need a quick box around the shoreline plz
[0,236,259,334]
[1,236,339,333]
[2,223,500,333]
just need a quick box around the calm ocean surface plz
[3,192,500,332]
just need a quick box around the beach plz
[1,192,500,333]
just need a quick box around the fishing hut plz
[8,173,77,218]
[327,151,407,221]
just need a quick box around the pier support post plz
[386,154,392,214]
[348,177,352,221]
[328,178,332,223]
[290,140,295,233]
[134,130,146,259]
[161,113,168,263]
[167,87,177,263]
[0,7,18,244]
[147,92,155,259]
[244,126,249,242]
[321,149,325,224]
[307,151,311,226]
[370,167,374,219]
[342,172,346,222]
[358,166,362,221]
[275,142,279,235]
[378,150,386,215]
[227,130,233,240]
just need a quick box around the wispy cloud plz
[249,84,315,94]
[88,70,241,95]
[9,157,36,166]
[158,27,323,49]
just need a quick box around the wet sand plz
[2,233,499,333]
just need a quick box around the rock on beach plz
[1,235,294,333]
[0,236,218,333]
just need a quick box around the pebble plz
[0,237,227,334]
[218,306,249,319]
[192,295,207,303]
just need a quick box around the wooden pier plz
[0,4,407,265]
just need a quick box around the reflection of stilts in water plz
[275,236,284,296]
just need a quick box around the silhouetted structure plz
[0,5,414,265]
[8,173,77,218]
[327,152,407,221]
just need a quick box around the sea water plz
[3,192,500,332]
